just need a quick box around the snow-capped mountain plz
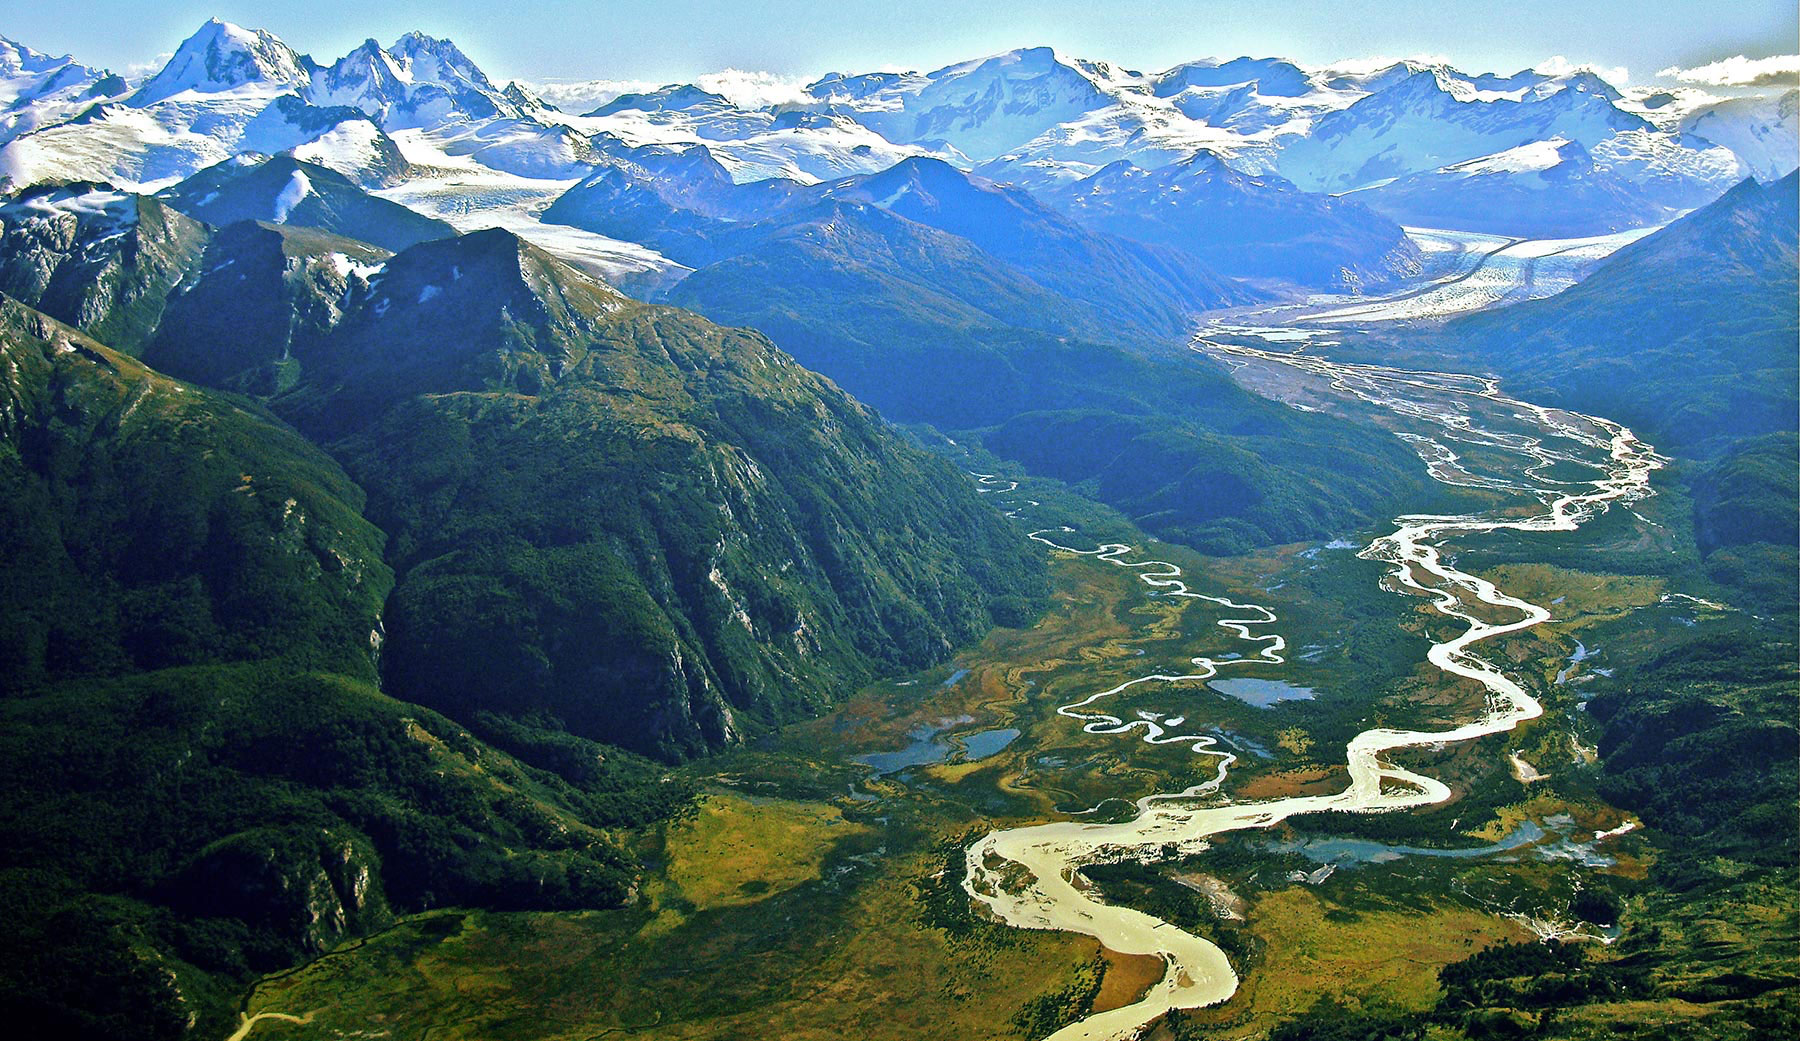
[1358,137,1670,236]
[1044,152,1420,288]
[803,47,1132,162]
[1679,90,1800,182]
[132,18,312,105]
[1156,57,1316,99]
[1275,67,1652,192]
[1,73,348,190]
[311,32,531,129]
[1,35,127,146]
[559,79,943,183]
[2,21,366,189]
[2,19,1793,296]
[0,20,554,190]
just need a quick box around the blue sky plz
[8,0,1797,86]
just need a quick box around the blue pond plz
[961,727,1021,760]
[1209,677,1318,707]
[854,717,1018,776]
[854,717,969,775]
[1265,820,1547,866]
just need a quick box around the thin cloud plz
[519,69,814,113]
[520,78,660,112]
[694,69,813,108]
[1535,56,1629,86]
[1657,54,1800,88]
[123,52,173,85]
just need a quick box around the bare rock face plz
[0,186,209,355]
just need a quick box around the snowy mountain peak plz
[1318,59,1444,94]
[307,31,516,129]
[316,40,408,98]
[588,83,733,116]
[822,45,1123,162]
[1155,57,1314,99]
[950,45,1059,74]
[804,70,914,102]
[932,45,1131,94]
[1,35,125,148]
[1,34,119,114]
[1,35,69,75]
[1550,69,1624,101]
[501,82,551,111]
[133,19,312,105]
[385,32,496,92]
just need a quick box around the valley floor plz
[220,232,1795,1041]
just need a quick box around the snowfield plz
[0,19,1790,302]
[373,129,690,294]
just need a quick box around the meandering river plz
[963,339,1663,1040]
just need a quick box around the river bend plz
[963,342,1662,1041]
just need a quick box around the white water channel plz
[962,341,1663,1040]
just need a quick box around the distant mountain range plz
[3,21,1793,275]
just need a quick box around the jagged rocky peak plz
[385,31,497,92]
[501,81,552,111]
[306,30,518,127]
[133,18,313,105]
[315,38,409,99]
[1,34,71,76]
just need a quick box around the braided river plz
[962,333,1663,1040]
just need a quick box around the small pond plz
[1209,677,1318,707]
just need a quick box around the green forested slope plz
[1440,172,1799,614]
[0,297,390,689]
[142,225,1046,758]
[0,186,1048,1036]
[0,298,677,1039]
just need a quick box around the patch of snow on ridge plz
[373,127,691,293]
[325,252,384,280]
[271,168,311,221]
[1451,138,1570,176]
[9,186,134,220]
[291,120,384,173]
